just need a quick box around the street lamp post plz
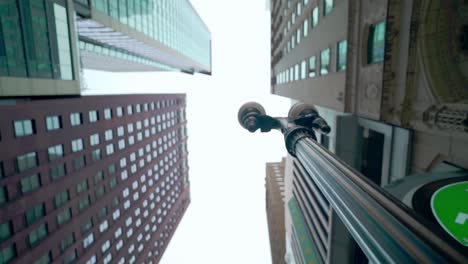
[238,102,467,264]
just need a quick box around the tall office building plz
[0,0,211,96]
[270,0,468,172]
[0,94,190,264]
[76,0,212,74]
[265,159,286,264]
[0,0,82,96]
[283,155,360,264]
[270,0,468,262]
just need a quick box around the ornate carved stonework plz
[423,104,468,132]
[357,66,383,118]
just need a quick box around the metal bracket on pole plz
[238,101,468,263]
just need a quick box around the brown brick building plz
[0,94,189,264]
[265,159,286,264]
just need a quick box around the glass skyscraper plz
[0,0,81,96]
[0,1,74,80]
[77,0,212,74]
[0,0,211,96]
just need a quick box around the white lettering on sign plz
[455,213,468,225]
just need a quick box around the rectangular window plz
[76,179,88,194]
[57,208,72,226]
[54,191,69,208]
[0,221,12,243]
[94,171,104,184]
[50,164,67,181]
[46,116,61,131]
[309,56,316,78]
[14,120,35,137]
[311,6,319,28]
[89,110,98,123]
[110,177,117,189]
[108,164,116,175]
[25,203,45,226]
[106,144,114,156]
[95,186,105,199]
[81,218,93,235]
[92,149,102,161]
[73,156,86,171]
[297,29,301,44]
[0,162,3,179]
[118,139,125,150]
[15,152,38,173]
[127,123,134,133]
[136,104,141,113]
[117,126,124,137]
[78,195,91,212]
[83,233,94,248]
[90,133,100,146]
[53,3,73,80]
[63,250,77,264]
[116,107,123,117]
[324,0,333,16]
[294,64,299,81]
[71,138,84,152]
[0,186,7,206]
[337,40,347,71]
[60,233,74,252]
[28,224,48,247]
[105,130,113,141]
[104,108,112,120]
[48,144,64,161]
[20,174,41,194]
[301,60,307,80]
[303,19,308,37]
[368,21,386,64]
[112,197,119,207]
[320,48,331,75]
[98,206,108,220]
[127,105,133,115]
[0,244,16,264]
[70,113,82,126]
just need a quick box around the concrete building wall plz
[345,0,388,119]
[266,159,287,264]
[273,0,349,112]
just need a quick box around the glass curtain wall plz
[91,0,211,69]
[0,0,74,80]
[79,41,177,71]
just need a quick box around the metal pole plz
[238,102,468,264]
[295,138,465,263]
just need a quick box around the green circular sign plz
[431,181,468,246]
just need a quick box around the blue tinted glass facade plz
[90,0,211,69]
[0,0,74,80]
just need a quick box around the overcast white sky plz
[84,0,290,263]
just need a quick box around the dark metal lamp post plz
[238,102,467,264]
